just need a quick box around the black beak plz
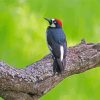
[44,18,51,24]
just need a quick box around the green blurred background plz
[0,0,100,100]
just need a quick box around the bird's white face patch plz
[50,23,56,27]
[50,19,56,27]
[60,46,64,61]
[52,19,55,21]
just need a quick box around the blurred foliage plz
[0,0,100,100]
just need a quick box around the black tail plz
[53,58,66,74]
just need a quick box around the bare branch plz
[0,41,100,100]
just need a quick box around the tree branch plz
[0,40,100,100]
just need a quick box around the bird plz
[44,18,67,74]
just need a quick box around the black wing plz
[46,28,67,58]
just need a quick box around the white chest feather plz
[60,46,64,61]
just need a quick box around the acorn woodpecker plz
[45,18,67,74]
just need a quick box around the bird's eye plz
[53,20,56,23]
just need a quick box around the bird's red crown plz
[55,19,62,27]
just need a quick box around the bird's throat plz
[50,23,56,27]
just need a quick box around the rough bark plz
[0,40,100,100]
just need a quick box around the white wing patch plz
[48,45,52,51]
[60,45,64,61]
[48,45,54,57]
